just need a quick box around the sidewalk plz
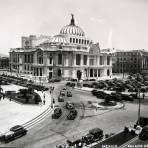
[0,84,51,134]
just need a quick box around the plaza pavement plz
[0,84,51,134]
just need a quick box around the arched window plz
[82,39,84,44]
[84,40,86,44]
[70,38,72,43]
[73,38,75,43]
[76,38,78,43]
[79,39,81,44]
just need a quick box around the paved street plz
[1,82,148,148]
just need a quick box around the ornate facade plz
[9,15,113,82]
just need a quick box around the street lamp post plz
[137,89,145,125]
[138,89,141,124]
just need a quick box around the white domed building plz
[10,15,113,81]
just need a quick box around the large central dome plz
[60,14,85,37]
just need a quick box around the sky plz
[0,0,148,55]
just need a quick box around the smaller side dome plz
[49,35,68,44]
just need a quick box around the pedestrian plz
[9,98,11,101]
[43,93,45,99]
[43,99,46,105]
[53,98,55,104]
[0,96,1,101]
[143,93,145,100]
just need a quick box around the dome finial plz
[70,13,75,25]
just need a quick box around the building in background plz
[113,50,148,74]
[9,15,113,82]
[0,56,9,70]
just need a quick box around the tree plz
[19,89,29,103]
[103,94,111,105]
[34,94,41,104]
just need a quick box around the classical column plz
[34,52,37,64]
[19,55,22,64]
[65,54,69,66]
[110,56,112,66]
[97,56,100,66]
[73,54,76,66]
[43,52,48,66]
[87,55,89,66]
[72,69,76,78]
[81,54,83,66]
[104,55,107,65]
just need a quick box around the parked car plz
[60,90,65,96]
[89,128,103,142]
[66,101,74,110]
[67,91,72,97]
[10,125,27,132]
[96,91,106,99]
[139,126,148,141]
[91,89,98,96]
[82,133,94,145]
[52,108,62,119]
[67,109,77,120]
[0,125,27,143]
[67,138,83,147]
[58,95,64,102]
[137,117,148,127]
[62,87,67,90]
[121,93,134,102]
[110,92,122,102]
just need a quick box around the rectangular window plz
[107,56,110,65]
[79,39,81,44]
[58,54,62,65]
[100,56,104,65]
[49,58,52,64]
[24,54,27,63]
[70,38,72,43]
[76,54,81,65]
[90,69,93,77]
[107,69,110,76]
[90,59,94,65]
[94,69,97,77]
[98,69,100,77]
[76,38,78,43]
[83,55,87,65]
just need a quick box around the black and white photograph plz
[0,0,148,147]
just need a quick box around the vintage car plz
[0,125,27,143]
[52,108,62,119]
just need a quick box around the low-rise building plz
[0,56,9,69]
[113,49,148,74]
